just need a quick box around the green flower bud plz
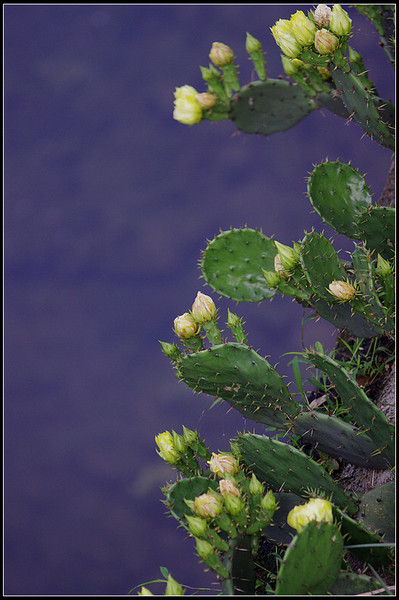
[155,431,180,465]
[195,538,214,559]
[281,55,304,76]
[165,574,184,596]
[274,241,300,271]
[246,32,262,53]
[290,10,317,46]
[287,497,333,532]
[262,268,282,287]
[208,452,240,477]
[185,514,208,538]
[172,430,186,453]
[174,312,199,340]
[274,254,290,279]
[261,489,277,512]
[224,493,245,516]
[194,492,223,519]
[376,254,393,277]
[182,425,198,445]
[249,473,264,495]
[328,280,356,302]
[313,4,332,27]
[159,341,181,359]
[138,586,154,595]
[173,85,203,125]
[219,479,240,498]
[314,28,339,54]
[209,42,235,67]
[191,291,217,323]
[329,4,352,36]
[270,19,303,59]
[195,92,216,110]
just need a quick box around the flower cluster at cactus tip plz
[287,497,333,532]
[271,4,351,59]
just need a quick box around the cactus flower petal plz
[173,85,203,125]
[271,19,303,58]
[287,497,333,532]
[290,10,317,46]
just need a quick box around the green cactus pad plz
[331,67,394,149]
[300,231,348,298]
[311,297,384,338]
[333,505,393,566]
[293,411,389,470]
[329,572,381,595]
[306,161,372,239]
[166,476,219,525]
[357,481,395,543]
[200,227,277,302]
[354,5,395,67]
[305,350,395,467]
[229,79,316,136]
[355,206,395,261]
[176,343,300,427]
[275,521,344,595]
[236,433,357,513]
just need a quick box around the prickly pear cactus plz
[151,5,396,596]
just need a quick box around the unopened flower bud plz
[138,586,154,595]
[275,241,300,271]
[290,10,317,46]
[249,473,264,495]
[172,430,186,453]
[209,42,235,67]
[287,497,333,532]
[173,85,203,126]
[224,493,245,516]
[328,280,356,302]
[174,312,199,340]
[329,4,352,36]
[155,431,180,465]
[318,66,332,80]
[274,254,290,279]
[219,479,240,498]
[246,32,262,53]
[185,514,208,538]
[165,574,184,596]
[195,92,216,110]
[195,538,214,559]
[376,254,393,277]
[261,490,277,512]
[313,4,332,27]
[314,28,339,54]
[194,492,223,519]
[191,291,217,323]
[281,55,304,76]
[182,425,198,445]
[208,453,240,477]
[262,268,282,287]
[271,19,303,59]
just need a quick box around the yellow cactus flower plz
[329,4,352,36]
[173,312,199,339]
[328,280,356,302]
[271,19,303,59]
[209,42,234,67]
[314,28,339,54]
[219,479,240,498]
[287,497,333,532]
[290,10,317,46]
[208,452,240,477]
[191,291,217,323]
[173,85,203,125]
[194,492,223,519]
[155,431,180,465]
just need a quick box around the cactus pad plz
[307,161,372,239]
[229,79,316,136]
[176,343,300,427]
[236,433,357,513]
[200,228,277,302]
[275,521,344,595]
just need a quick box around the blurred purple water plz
[4,4,394,595]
